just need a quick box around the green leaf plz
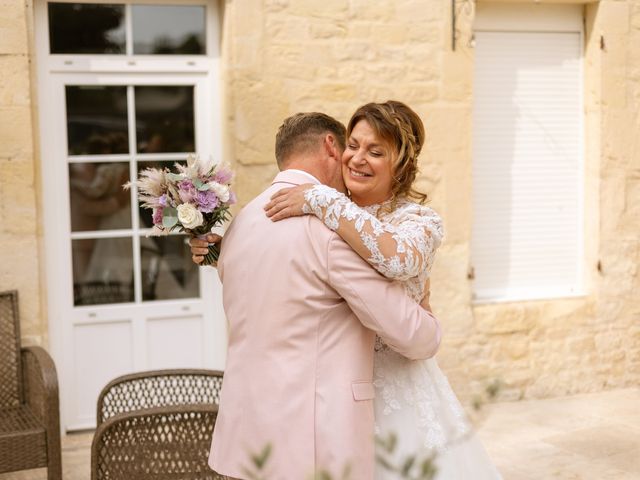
[388,432,397,453]
[420,457,437,479]
[162,215,178,229]
[312,470,332,480]
[486,379,502,399]
[375,454,395,472]
[193,178,209,191]
[401,455,416,475]
[251,444,272,469]
[166,172,185,182]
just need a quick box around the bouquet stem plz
[203,243,221,266]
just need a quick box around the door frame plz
[34,0,226,431]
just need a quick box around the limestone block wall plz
[221,0,640,402]
[0,0,44,346]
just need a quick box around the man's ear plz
[324,134,339,160]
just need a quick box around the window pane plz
[135,86,195,153]
[49,3,125,54]
[132,5,206,55]
[136,160,186,228]
[66,86,129,155]
[69,162,131,232]
[73,237,134,306]
[141,236,199,301]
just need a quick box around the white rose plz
[208,182,230,202]
[177,203,204,229]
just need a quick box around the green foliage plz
[162,206,178,228]
[238,379,503,479]
[243,444,272,480]
[374,432,437,480]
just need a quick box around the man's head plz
[275,112,347,191]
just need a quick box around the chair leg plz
[46,429,63,480]
[47,460,63,480]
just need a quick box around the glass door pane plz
[66,86,129,155]
[72,237,134,305]
[135,86,195,153]
[69,162,131,232]
[140,236,199,301]
[66,82,200,306]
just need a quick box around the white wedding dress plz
[304,186,502,480]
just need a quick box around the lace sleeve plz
[302,185,443,281]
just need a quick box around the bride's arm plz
[265,184,443,281]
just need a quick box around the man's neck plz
[284,168,322,184]
[283,159,326,185]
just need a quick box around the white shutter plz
[471,5,584,302]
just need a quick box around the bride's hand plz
[264,183,314,222]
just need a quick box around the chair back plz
[0,291,22,408]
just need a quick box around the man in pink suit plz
[195,113,441,479]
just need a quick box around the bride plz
[264,101,502,479]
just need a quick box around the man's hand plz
[420,278,432,313]
[190,234,222,265]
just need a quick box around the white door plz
[35,0,226,430]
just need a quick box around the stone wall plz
[221,0,640,402]
[0,0,44,346]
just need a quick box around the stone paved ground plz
[1,388,638,480]
[479,388,640,480]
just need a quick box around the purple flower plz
[214,168,233,185]
[196,190,220,213]
[178,179,197,203]
[228,190,237,205]
[152,207,164,225]
[158,194,168,207]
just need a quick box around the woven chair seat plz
[0,406,47,473]
[0,406,44,434]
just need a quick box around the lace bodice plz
[302,185,443,303]
[303,185,471,453]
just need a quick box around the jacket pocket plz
[352,381,375,401]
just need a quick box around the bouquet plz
[125,155,236,266]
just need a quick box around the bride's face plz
[342,120,394,206]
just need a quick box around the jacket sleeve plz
[304,185,443,281]
[326,233,441,360]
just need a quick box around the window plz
[471,4,584,302]
[48,2,206,55]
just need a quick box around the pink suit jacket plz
[208,170,441,479]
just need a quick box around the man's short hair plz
[275,112,346,168]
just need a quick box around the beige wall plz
[0,0,45,346]
[3,0,639,401]
[221,0,640,402]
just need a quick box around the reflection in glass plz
[66,86,129,155]
[49,3,125,54]
[140,236,199,301]
[137,161,186,228]
[132,5,205,55]
[135,86,195,153]
[69,162,131,232]
[72,237,134,306]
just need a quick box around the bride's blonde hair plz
[346,101,428,207]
